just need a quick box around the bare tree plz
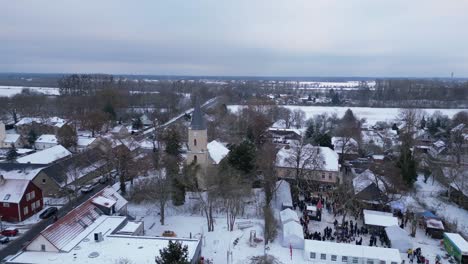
[291,109,306,129]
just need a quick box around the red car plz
[1,228,19,237]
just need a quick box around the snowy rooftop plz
[17,145,71,164]
[276,144,339,172]
[116,221,143,234]
[16,116,66,128]
[0,164,45,180]
[92,196,116,208]
[4,133,20,143]
[207,140,229,164]
[77,136,96,147]
[352,170,387,194]
[331,136,359,154]
[363,209,398,227]
[444,233,468,254]
[304,240,401,262]
[35,134,57,144]
[0,179,29,203]
[8,216,200,264]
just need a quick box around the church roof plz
[190,100,206,130]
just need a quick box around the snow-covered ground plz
[127,196,452,264]
[228,105,466,125]
[411,175,468,237]
[0,86,60,97]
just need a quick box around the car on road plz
[1,228,19,237]
[81,184,95,193]
[0,235,9,244]
[39,207,58,219]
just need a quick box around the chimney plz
[94,232,103,242]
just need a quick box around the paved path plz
[0,183,107,261]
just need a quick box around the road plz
[0,183,108,261]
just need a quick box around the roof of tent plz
[444,233,468,254]
[363,209,398,227]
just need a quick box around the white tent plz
[363,209,398,227]
[279,208,299,225]
[281,221,304,249]
[275,180,293,210]
[385,225,413,253]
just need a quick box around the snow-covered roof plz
[372,155,384,160]
[4,133,20,143]
[268,127,302,136]
[77,136,96,147]
[116,221,143,234]
[207,140,229,164]
[276,144,339,172]
[353,170,386,194]
[444,233,468,254]
[35,134,57,144]
[17,145,71,164]
[363,209,398,227]
[304,240,401,262]
[92,196,116,208]
[11,216,200,264]
[433,140,446,148]
[426,218,444,230]
[279,208,299,224]
[331,137,358,154]
[0,164,45,180]
[110,125,127,133]
[16,117,66,128]
[0,179,29,203]
[275,180,292,209]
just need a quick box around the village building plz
[275,144,340,188]
[76,136,98,152]
[265,127,302,147]
[34,134,58,150]
[15,117,67,137]
[0,164,46,222]
[0,121,22,148]
[5,186,201,264]
[16,145,72,165]
[332,136,359,161]
[185,101,229,188]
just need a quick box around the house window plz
[193,155,197,163]
[35,200,41,208]
[3,203,9,207]
[194,139,197,146]
[329,173,332,179]
[41,244,46,251]
[342,256,348,262]
[31,202,36,211]
[310,252,316,259]
[322,173,325,179]
[42,178,46,184]
[331,255,337,261]
[321,254,327,260]
[23,206,29,215]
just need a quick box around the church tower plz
[186,100,209,167]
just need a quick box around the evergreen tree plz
[132,117,143,130]
[397,145,418,186]
[6,144,19,162]
[314,133,333,149]
[305,123,314,139]
[331,93,340,105]
[227,140,256,175]
[420,116,426,129]
[27,129,37,147]
[155,240,189,264]
[103,102,116,120]
[163,128,181,158]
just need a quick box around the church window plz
[194,139,197,146]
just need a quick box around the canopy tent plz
[385,225,413,253]
[275,180,293,210]
[363,209,399,228]
[281,221,304,249]
[419,210,440,220]
[279,209,299,225]
[426,218,445,239]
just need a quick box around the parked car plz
[39,207,58,219]
[1,228,18,237]
[81,184,95,193]
[0,235,9,244]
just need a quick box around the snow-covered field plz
[0,86,60,97]
[228,105,467,125]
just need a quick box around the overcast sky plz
[1,0,468,77]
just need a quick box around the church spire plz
[190,99,206,130]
